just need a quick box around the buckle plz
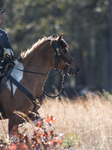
[35,98,40,105]
[56,48,59,51]
[56,48,60,55]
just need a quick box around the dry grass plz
[0,91,112,149]
[38,91,112,149]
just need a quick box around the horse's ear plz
[58,33,63,43]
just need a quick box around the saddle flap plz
[0,63,14,93]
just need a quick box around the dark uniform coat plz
[0,28,13,59]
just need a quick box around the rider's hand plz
[4,48,14,57]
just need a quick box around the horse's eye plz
[63,49,67,53]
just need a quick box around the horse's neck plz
[21,41,54,97]
[23,41,54,74]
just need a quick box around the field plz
[0,91,112,149]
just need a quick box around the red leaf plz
[32,144,36,148]
[22,144,28,150]
[45,116,56,124]
[7,143,18,150]
[37,119,43,127]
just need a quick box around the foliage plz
[0,116,63,150]
[103,90,112,101]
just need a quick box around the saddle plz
[0,61,14,93]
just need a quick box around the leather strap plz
[5,73,42,112]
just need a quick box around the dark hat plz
[0,9,4,13]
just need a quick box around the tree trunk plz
[109,0,112,90]
[100,36,109,90]
[89,30,96,85]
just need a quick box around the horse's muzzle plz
[67,66,79,76]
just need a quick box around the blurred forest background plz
[0,0,112,97]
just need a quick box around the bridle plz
[43,40,73,98]
[52,40,74,74]
[43,40,74,98]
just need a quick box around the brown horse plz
[0,34,79,133]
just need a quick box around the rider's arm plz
[3,31,14,56]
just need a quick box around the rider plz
[0,8,14,74]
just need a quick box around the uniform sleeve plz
[4,32,13,52]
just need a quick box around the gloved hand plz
[4,48,14,57]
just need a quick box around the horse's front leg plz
[8,114,21,134]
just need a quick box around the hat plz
[0,9,4,13]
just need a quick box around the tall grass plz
[0,91,112,149]
[39,91,112,149]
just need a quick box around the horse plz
[0,34,79,133]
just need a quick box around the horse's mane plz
[20,36,49,59]
[20,35,68,59]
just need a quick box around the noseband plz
[52,41,74,74]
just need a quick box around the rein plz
[13,66,65,98]
[13,66,61,76]
[43,72,65,98]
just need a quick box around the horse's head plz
[51,34,79,76]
